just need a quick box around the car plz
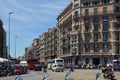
[113,65,120,71]
[113,60,120,71]
[34,64,42,71]
[14,69,20,75]
[14,64,21,74]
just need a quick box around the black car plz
[113,65,120,71]
[34,64,42,71]
[113,60,120,71]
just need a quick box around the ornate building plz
[25,0,120,66]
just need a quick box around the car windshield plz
[114,61,120,65]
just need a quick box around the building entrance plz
[93,58,100,65]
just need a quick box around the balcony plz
[114,9,120,13]
[113,24,120,31]
[73,14,79,18]
[82,11,113,17]
[83,30,91,33]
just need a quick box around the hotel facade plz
[25,0,120,66]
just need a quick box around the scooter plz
[42,70,73,80]
[65,70,74,80]
[43,72,49,80]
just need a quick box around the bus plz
[47,58,64,72]
[28,59,39,70]
[47,59,53,70]
[113,58,120,71]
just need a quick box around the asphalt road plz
[0,70,43,80]
[0,69,120,80]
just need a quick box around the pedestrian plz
[43,65,47,73]
[15,73,23,80]
[70,64,74,72]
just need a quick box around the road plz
[0,70,43,80]
[0,69,120,80]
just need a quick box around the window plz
[116,16,120,21]
[103,24,108,31]
[72,44,77,54]
[75,11,78,17]
[94,34,98,42]
[85,9,89,15]
[103,44,108,52]
[115,32,120,41]
[85,26,89,32]
[85,44,90,52]
[103,7,107,13]
[104,57,108,64]
[102,16,108,21]
[74,4,79,9]
[93,17,99,22]
[94,25,98,31]
[85,34,90,42]
[102,0,109,4]
[85,58,89,64]
[114,7,120,12]
[72,35,77,43]
[93,44,99,52]
[114,0,119,3]
[75,18,79,22]
[92,1,100,6]
[115,43,120,54]
[94,8,98,15]
[103,33,108,41]
[83,2,90,6]
[74,0,78,1]
[84,18,90,23]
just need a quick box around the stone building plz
[0,19,7,58]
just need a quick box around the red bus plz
[28,59,39,70]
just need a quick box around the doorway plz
[93,58,100,65]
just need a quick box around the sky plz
[0,0,71,58]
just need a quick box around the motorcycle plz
[103,70,115,80]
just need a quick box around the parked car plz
[14,64,21,74]
[113,59,120,71]
[34,64,42,71]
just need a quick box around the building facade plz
[80,0,120,65]
[0,19,7,58]
[25,0,120,66]
[44,28,57,64]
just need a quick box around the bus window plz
[56,60,63,63]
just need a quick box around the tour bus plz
[47,59,53,70]
[28,59,39,70]
[47,58,64,72]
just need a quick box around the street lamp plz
[15,36,18,59]
[8,11,13,60]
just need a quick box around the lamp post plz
[8,11,13,60]
[15,36,18,59]
[14,36,17,64]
